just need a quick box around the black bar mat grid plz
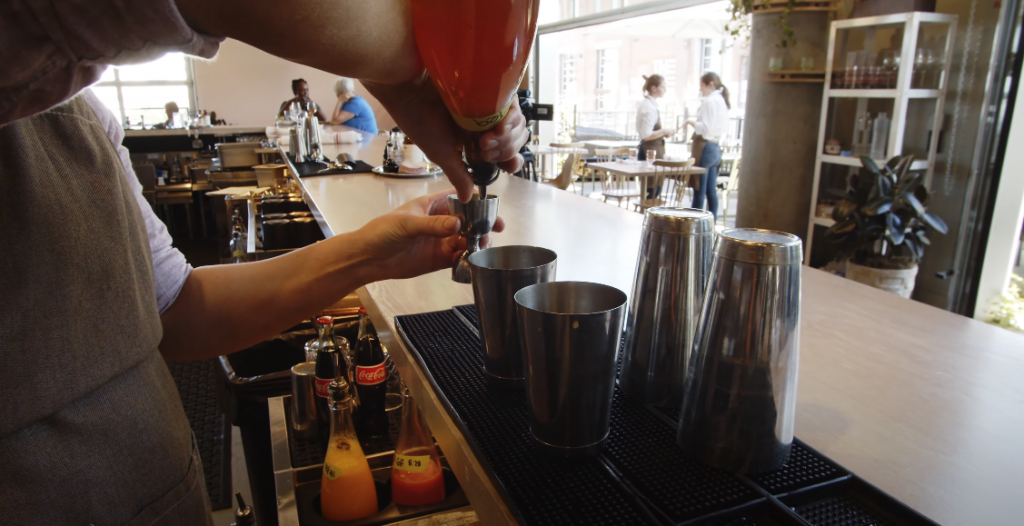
[453,304,480,333]
[401,307,939,526]
[284,398,402,469]
[168,358,232,510]
[397,310,655,526]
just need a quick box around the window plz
[560,54,578,98]
[700,39,714,73]
[596,47,619,110]
[93,53,196,127]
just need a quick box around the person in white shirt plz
[635,74,676,164]
[685,72,731,218]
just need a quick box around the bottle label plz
[394,454,431,473]
[449,99,514,132]
[315,377,332,398]
[323,461,342,480]
[356,363,386,385]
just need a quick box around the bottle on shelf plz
[321,378,379,521]
[871,112,890,161]
[391,388,446,507]
[314,316,344,441]
[355,310,389,445]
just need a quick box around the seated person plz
[151,101,179,129]
[330,77,378,133]
[278,78,328,121]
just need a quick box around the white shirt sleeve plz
[82,89,193,315]
[693,91,730,142]
[635,97,659,140]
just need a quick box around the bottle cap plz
[316,315,333,325]
[358,307,367,315]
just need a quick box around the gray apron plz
[0,96,213,525]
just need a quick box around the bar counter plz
[298,141,1024,526]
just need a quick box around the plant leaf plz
[904,238,920,261]
[903,192,926,216]
[914,184,931,207]
[885,155,903,173]
[922,212,949,234]
[876,172,893,198]
[863,198,893,216]
[828,218,857,236]
[888,222,906,245]
[918,231,931,245]
[833,199,858,220]
[896,171,922,197]
[860,156,881,174]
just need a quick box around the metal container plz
[216,142,260,168]
[289,125,307,163]
[290,362,318,439]
[261,198,288,215]
[620,208,714,407]
[677,228,803,473]
[291,216,322,247]
[261,218,293,250]
[515,282,628,458]
[447,194,499,283]
[254,163,287,189]
[468,246,557,388]
[286,197,307,213]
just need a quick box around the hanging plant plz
[726,0,800,49]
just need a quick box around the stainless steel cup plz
[448,194,499,283]
[677,228,803,473]
[620,208,714,407]
[515,282,628,458]
[290,361,318,439]
[468,246,557,388]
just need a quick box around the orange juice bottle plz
[391,388,446,506]
[321,379,378,521]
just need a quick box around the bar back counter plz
[294,140,1024,526]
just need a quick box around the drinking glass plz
[629,148,639,163]
[646,150,657,167]
[768,57,784,71]
[799,57,814,72]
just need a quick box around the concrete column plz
[735,10,830,240]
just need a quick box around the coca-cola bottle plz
[354,311,389,443]
[314,316,341,441]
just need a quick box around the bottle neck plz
[329,398,358,439]
[318,323,337,352]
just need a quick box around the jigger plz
[447,194,499,283]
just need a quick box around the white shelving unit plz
[805,12,957,262]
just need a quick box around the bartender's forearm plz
[158,233,374,362]
[175,0,421,85]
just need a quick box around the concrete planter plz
[846,261,919,299]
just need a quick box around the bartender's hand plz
[350,191,505,281]
[364,74,530,203]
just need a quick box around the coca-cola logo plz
[356,363,386,385]
[315,377,332,398]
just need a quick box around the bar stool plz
[156,183,196,239]
[595,148,638,207]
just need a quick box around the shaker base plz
[678,435,792,474]
[483,368,524,389]
[530,432,608,459]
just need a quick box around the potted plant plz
[823,154,948,298]
[726,0,799,49]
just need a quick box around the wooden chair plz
[594,148,639,207]
[545,142,586,191]
[716,158,741,226]
[544,153,582,191]
[634,159,695,213]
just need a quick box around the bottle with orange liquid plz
[411,0,541,190]
[391,388,446,506]
[320,379,379,521]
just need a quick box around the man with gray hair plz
[331,76,378,133]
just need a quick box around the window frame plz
[93,55,198,125]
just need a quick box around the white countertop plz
[124,125,269,137]
[298,145,1024,526]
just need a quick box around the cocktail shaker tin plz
[677,228,803,473]
[620,208,714,407]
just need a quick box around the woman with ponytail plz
[685,71,731,218]
[635,74,676,163]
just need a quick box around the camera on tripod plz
[517,89,553,124]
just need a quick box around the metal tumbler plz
[620,208,714,407]
[515,282,628,458]
[468,246,557,388]
[290,361,318,439]
[677,228,803,473]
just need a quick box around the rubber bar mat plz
[168,358,232,510]
[398,307,941,526]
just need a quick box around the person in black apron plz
[636,74,678,198]
[1,2,528,523]
[684,72,732,219]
